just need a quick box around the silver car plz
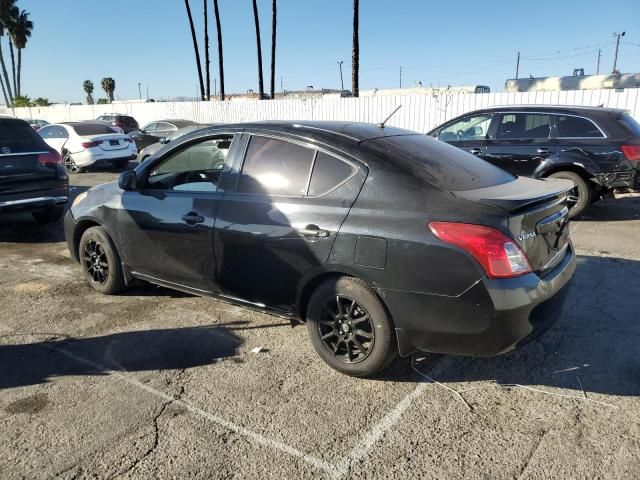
[137,124,217,163]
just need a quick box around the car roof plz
[153,119,198,126]
[62,121,117,127]
[467,104,628,116]
[202,120,417,144]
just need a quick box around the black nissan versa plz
[0,116,68,224]
[428,106,640,218]
[64,121,576,377]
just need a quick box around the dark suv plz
[96,114,139,134]
[428,106,640,217]
[0,116,68,224]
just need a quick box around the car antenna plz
[377,105,402,128]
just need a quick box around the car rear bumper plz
[73,148,137,167]
[381,242,577,357]
[0,187,69,214]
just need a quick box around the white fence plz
[4,88,640,133]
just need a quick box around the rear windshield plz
[0,119,47,153]
[73,124,119,136]
[619,113,640,137]
[362,134,515,191]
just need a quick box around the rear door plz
[434,112,494,158]
[119,134,237,292]
[0,119,60,197]
[213,134,364,310]
[484,112,554,177]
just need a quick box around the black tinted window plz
[73,124,118,135]
[308,152,355,196]
[239,136,315,196]
[557,115,603,138]
[495,113,550,139]
[363,134,515,192]
[0,120,46,151]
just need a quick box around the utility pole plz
[337,61,344,90]
[612,31,625,74]
[596,49,601,75]
[146,85,149,100]
[280,76,283,93]
[214,79,217,98]
[515,51,520,79]
[399,66,402,88]
[138,83,141,100]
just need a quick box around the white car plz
[37,122,137,174]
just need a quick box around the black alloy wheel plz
[317,295,375,363]
[83,239,109,284]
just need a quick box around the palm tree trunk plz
[270,0,276,100]
[0,71,9,107]
[0,40,14,104]
[204,0,210,100]
[251,0,264,99]
[184,0,205,101]
[351,0,359,97]
[16,48,21,97]
[213,0,225,100]
[9,38,16,96]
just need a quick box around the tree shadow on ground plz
[383,255,640,398]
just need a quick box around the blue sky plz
[17,0,640,102]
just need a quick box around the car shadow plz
[577,197,640,222]
[0,325,242,390]
[382,255,640,398]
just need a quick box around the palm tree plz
[10,9,32,97]
[83,80,94,105]
[184,0,205,101]
[33,97,49,106]
[270,0,276,100]
[13,93,30,107]
[101,77,116,102]
[6,4,17,95]
[213,0,224,100]
[203,0,210,100]
[0,0,17,104]
[351,0,359,97]
[251,0,264,99]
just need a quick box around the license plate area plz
[109,140,120,146]
[536,206,570,256]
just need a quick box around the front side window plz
[495,113,550,140]
[143,123,158,132]
[146,136,232,192]
[155,122,177,132]
[556,115,604,138]
[438,114,493,142]
[238,136,315,196]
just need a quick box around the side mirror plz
[160,137,170,144]
[118,170,138,191]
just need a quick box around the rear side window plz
[495,113,550,139]
[0,120,48,152]
[363,134,515,192]
[308,152,355,196]
[556,115,603,138]
[239,136,315,196]
[73,124,118,136]
[619,113,640,136]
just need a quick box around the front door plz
[483,112,555,177]
[213,134,363,311]
[434,113,494,158]
[118,134,235,293]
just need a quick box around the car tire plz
[306,276,397,377]
[63,152,82,174]
[32,206,65,224]
[78,226,125,295]
[548,171,591,218]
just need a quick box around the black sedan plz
[0,116,68,224]
[65,121,576,377]
[129,119,199,151]
[428,105,640,218]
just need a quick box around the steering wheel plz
[456,129,466,140]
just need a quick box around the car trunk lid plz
[85,133,131,151]
[453,176,574,273]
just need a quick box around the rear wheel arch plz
[539,164,593,183]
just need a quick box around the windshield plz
[73,124,119,136]
[362,134,515,192]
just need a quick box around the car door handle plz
[537,148,550,156]
[469,148,482,155]
[297,225,330,238]
[181,212,205,225]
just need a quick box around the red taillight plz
[38,151,62,166]
[81,141,100,149]
[114,121,125,127]
[621,145,640,162]
[428,222,532,279]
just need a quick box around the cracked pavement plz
[1,167,639,479]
